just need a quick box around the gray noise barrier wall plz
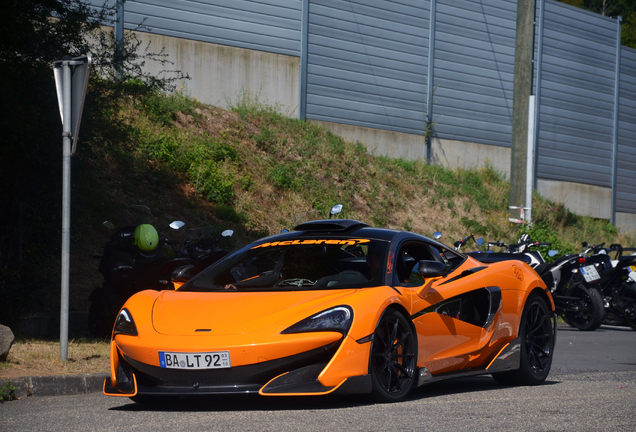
[535,0,618,188]
[432,0,517,147]
[617,47,636,214]
[304,0,430,135]
[95,0,303,56]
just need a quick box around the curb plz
[1,373,108,400]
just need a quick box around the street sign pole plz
[61,57,72,361]
[54,54,91,361]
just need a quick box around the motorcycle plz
[581,243,636,330]
[468,235,605,331]
[88,206,233,337]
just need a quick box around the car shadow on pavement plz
[109,375,561,412]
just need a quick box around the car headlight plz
[281,306,353,335]
[113,308,138,337]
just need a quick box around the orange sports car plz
[103,219,556,403]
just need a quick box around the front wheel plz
[561,284,604,331]
[492,292,555,386]
[369,309,418,402]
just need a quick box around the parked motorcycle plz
[468,235,605,331]
[88,206,233,337]
[581,243,636,330]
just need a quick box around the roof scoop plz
[294,219,369,232]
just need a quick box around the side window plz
[393,241,440,286]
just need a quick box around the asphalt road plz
[2,324,635,431]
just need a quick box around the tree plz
[557,0,636,49]
[0,1,186,324]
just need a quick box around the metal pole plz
[532,0,545,190]
[115,0,125,78]
[509,0,536,220]
[60,57,72,361]
[611,16,622,226]
[526,95,535,222]
[425,0,437,164]
[299,0,309,120]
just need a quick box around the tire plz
[619,285,636,331]
[369,309,418,402]
[492,292,555,386]
[561,284,604,331]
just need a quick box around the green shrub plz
[0,380,17,402]
[139,90,200,126]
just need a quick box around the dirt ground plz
[0,339,110,380]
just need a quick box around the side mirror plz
[416,260,447,278]
[169,221,185,230]
[476,238,484,246]
[171,264,196,283]
[103,221,116,230]
[329,204,343,218]
[548,250,558,257]
[582,242,589,248]
[433,232,442,240]
[221,229,234,237]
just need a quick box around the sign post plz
[53,54,91,361]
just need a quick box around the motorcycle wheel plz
[620,285,636,331]
[561,284,604,331]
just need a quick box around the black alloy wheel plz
[562,284,604,331]
[370,309,418,402]
[493,292,554,386]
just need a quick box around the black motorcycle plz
[468,236,605,331]
[582,243,636,330]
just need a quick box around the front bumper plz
[104,339,371,397]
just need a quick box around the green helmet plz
[132,224,159,252]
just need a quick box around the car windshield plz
[184,237,389,292]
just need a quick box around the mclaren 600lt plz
[104,219,556,403]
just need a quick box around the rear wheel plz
[561,284,604,331]
[620,285,636,331]
[493,292,554,386]
[369,309,418,402]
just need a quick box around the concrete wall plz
[616,213,636,236]
[311,120,427,160]
[537,179,612,220]
[132,31,301,114]
[430,139,511,178]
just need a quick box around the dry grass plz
[0,339,110,380]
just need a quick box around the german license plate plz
[159,351,231,370]
[580,265,600,282]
